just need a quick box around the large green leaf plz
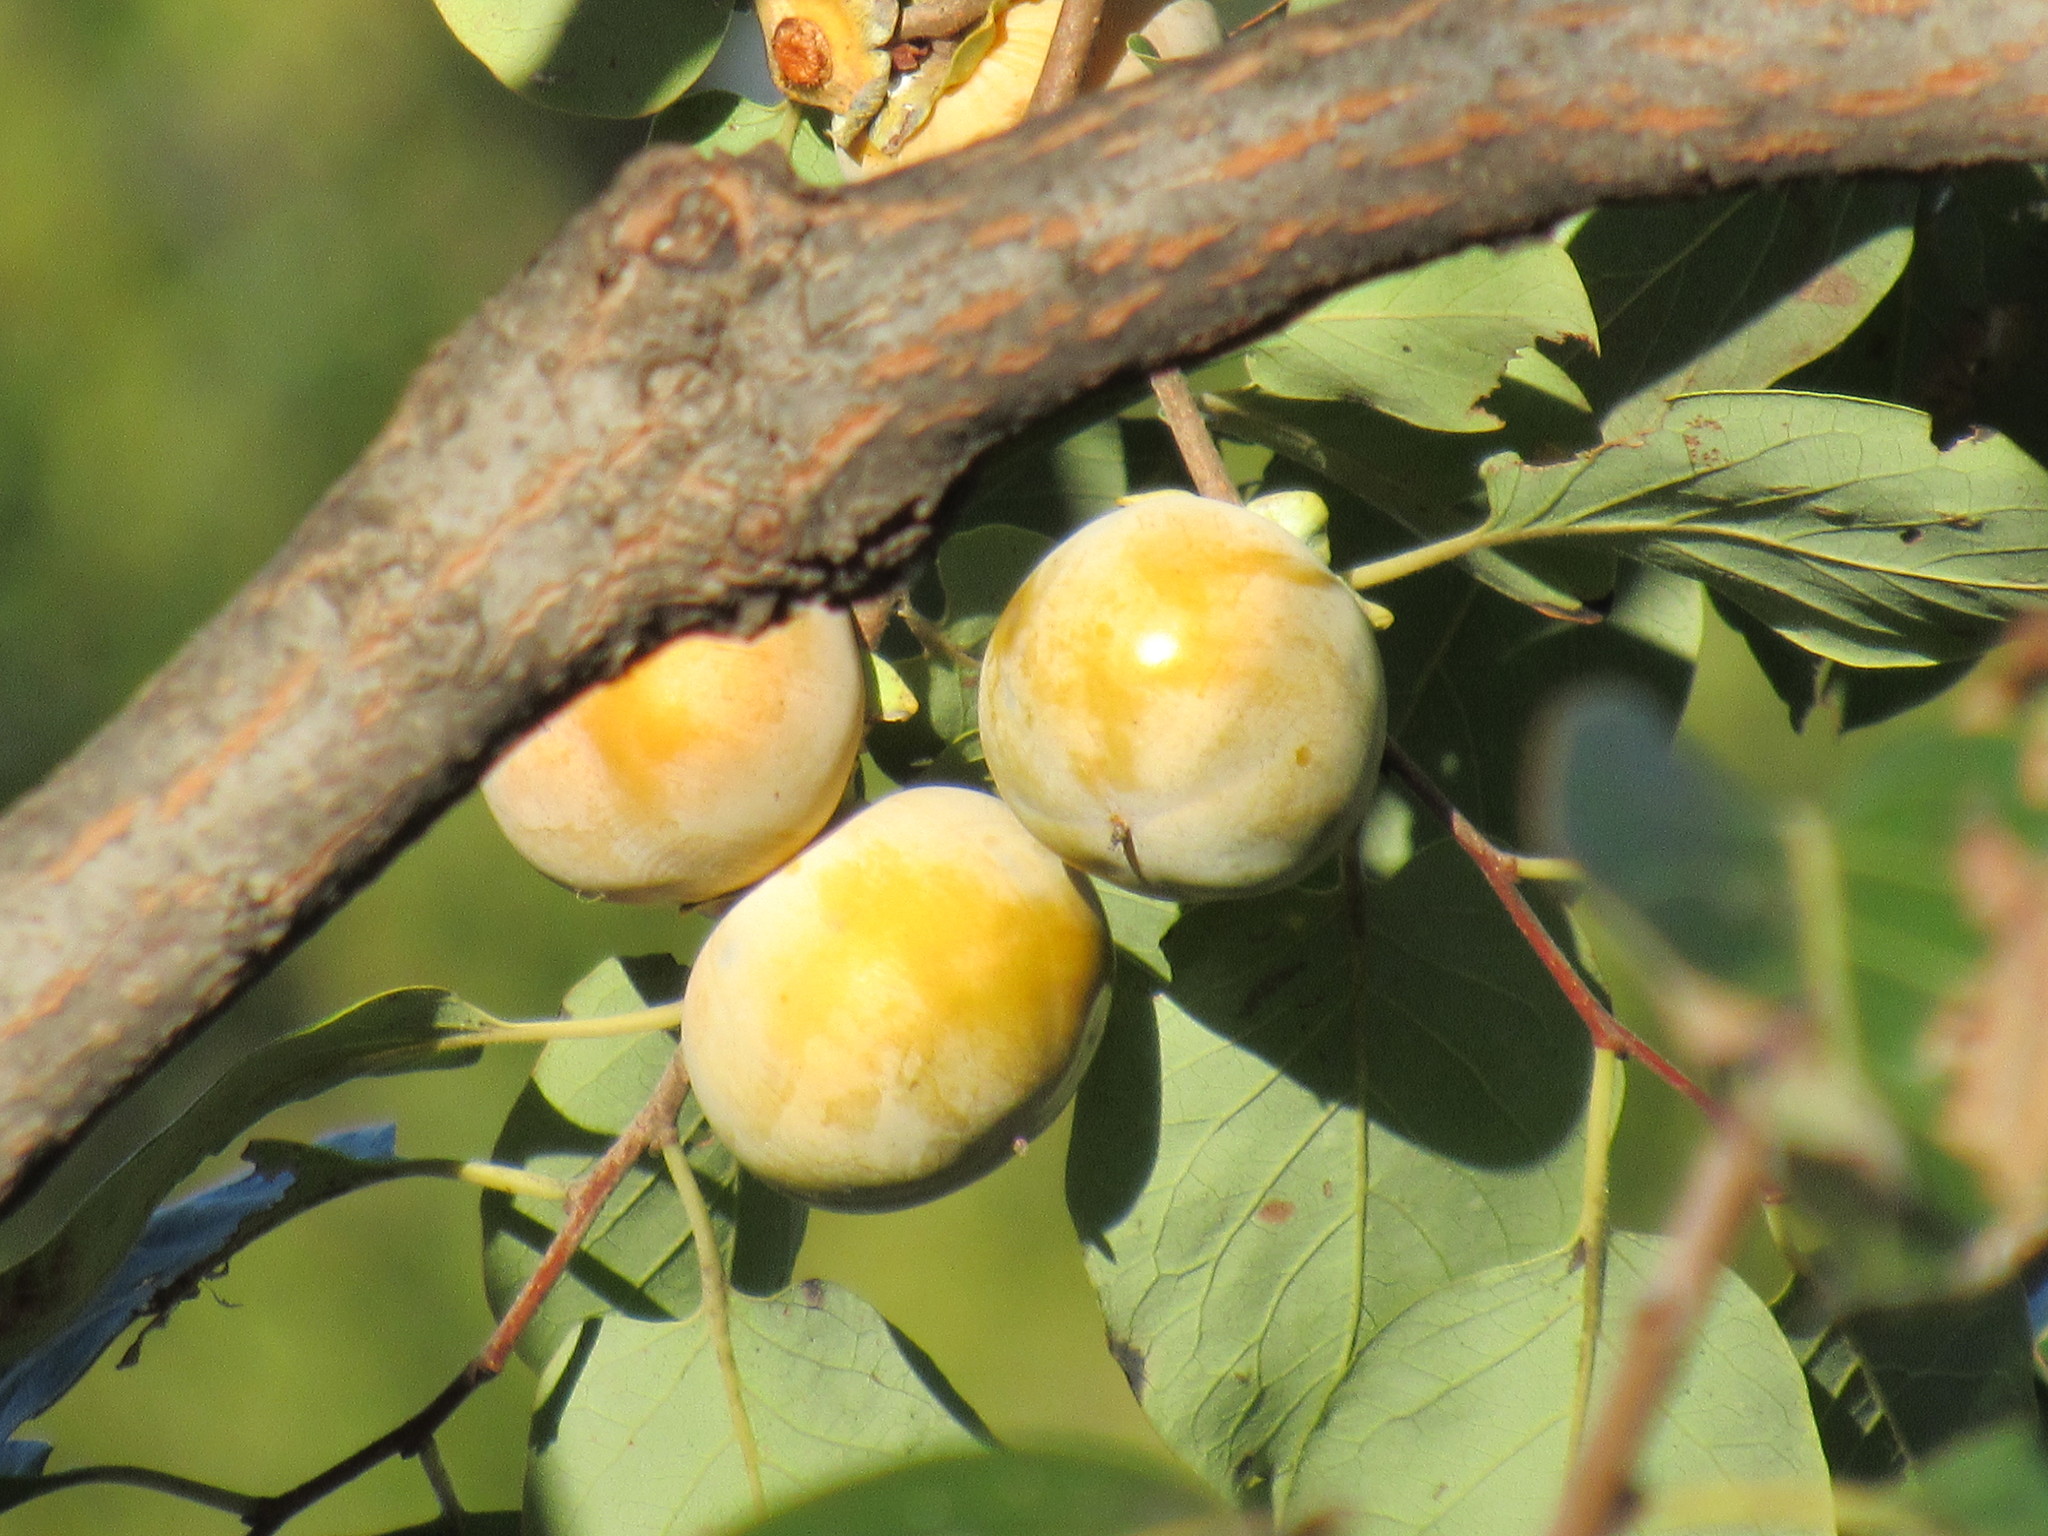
[525,1284,978,1536]
[482,956,801,1371]
[1846,1422,2048,1536]
[1248,237,1596,433]
[0,989,485,1369]
[1569,181,1917,437]
[1476,391,2048,667]
[721,1446,1231,1536]
[1067,846,1589,1505]
[1283,1236,1830,1532]
[432,0,732,118]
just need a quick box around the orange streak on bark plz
[987,343,1053,374]
[1387,107,1520,166]
[1726,128,1840,160]
[905,397,986,433]
[1037,215,1082,248]
[864,196,973,235]
[433,452,591,596]
[2020,94,2048,116]
[782,404,900,499]
[1084,282,1166,339]
[1847,0,1932,14]
[1621,103,1736,134]
[1633,32,1749,64]
[1334,87,1415,122]
[968,212,1036,249]
[936,289,1029,335]
[160,653,324,823]
[1206,255,1270,290]
[1147,224,1233,270]
[1084,232,1144,274]
[863,341,948,384]
[1199,51,1268,93]
[1830,59,1997,115]
[1528,3,1629,29]
[1346,191,1453,233]
[42,802,139,885]
[1037,299,1081,331]
[1747,64,1819,93]
[5,968,93,1042]
[1021,104,1119,158]
[1553,103,1615,129]
[1261,218,1313,251]
[1217,116,1338,179]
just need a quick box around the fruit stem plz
[1026,0,1111,115]
[1380,739,1722,1122]
[896,599,982,674]
[1149,368,1242,504]
[436,1001,682,1050]
[659,1133,768,1513]
[447,1161,570,1202]
[1342,525,1496,591]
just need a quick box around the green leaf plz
[525,1284,978,1536]
[1853,1422,2048,1536]
[1478,391,2048,667]
[666,91,795,159]
[1248,237,1596,432]
[722,1446,1229,1536]
[432,0,732,118]
[1776,1274,2041,1479]
[1283,1236,1831,1532]
[483,957,803,1371]
[892,523,1051,749]
[953,417,1133,539]
[1532,685,1795,995]
[0,989,485,1369]
[1068,849,1589,1504]
[1569,181,1917,438]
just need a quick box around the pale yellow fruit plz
[680,785,1109,1209]
[979,491,1386,900]
[847,0,1060,176]
[481,605,865,905]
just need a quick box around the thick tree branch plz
[2,0,2046,1211]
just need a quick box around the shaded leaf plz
[1284,1237,1830,1532]
[1853,1422,2048,1536]
[0,1126,405,1444]
[1569,181,1917,437]
[1479,392,2048,668]
[1068,849,1588,1504]
[723,1446,1229,1536]
[1248,238,1596,432]
[526,1284,977,1536]
[432,0,732,118]
[0,989,484,1369]
[483,956,801,1371]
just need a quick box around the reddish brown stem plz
[1026,0,1110,115]
[1380,740,1719,1121]
[1149,367,1241,504]
[241,1046,693,1535]
[1544,1120,1767,1536]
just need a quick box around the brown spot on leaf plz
[1798,269,1864,306]
[771,17,834,90]
[1256,1199,1296,1225]
[1108,1332,1146,1397]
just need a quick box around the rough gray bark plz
[3,0,2047,1211]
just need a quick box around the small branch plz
[1381,740,1719,1120]
[897,0,994,40]
[1566,1046,1622,1465]
[416,1437,465,1530]
[1026,0,1109,115]
[896,600,982,673]
[658,1134,766,1512]
[1148,369,1241,504]
[0,1464,260,1520]
[241,1046,694,1535]
[1544,1120,1767,1536]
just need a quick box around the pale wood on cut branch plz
[2,0,2047,1214]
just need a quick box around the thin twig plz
[896,600,981,674]
[416,1437,465,1530]
[1544,1120,1767,1536]
[241,1046,695,1536]
[1026,0,1110,115]
[1380,739,1720,1120]
[658,1134,767,1512]
[1565,1046,1621,1466]
[1149,368,1241,503]
[0,1464,261,1519]
[897,0,994,39]
[435,1000,681,1050]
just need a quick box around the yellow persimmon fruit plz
[481,605,865,905]
[978,491,1387,900]
[679,785,1110,1209]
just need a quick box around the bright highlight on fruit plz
[679,785,1110,1209]
[978,490,1387,900]
[481,605,865,905]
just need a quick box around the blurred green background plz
[0,2,1945,1531]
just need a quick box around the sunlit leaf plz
[525,1284,978,1536]
[432,0,733,118]
[1284,1237,1830,1532]
[1479,392,2048,667]
[721,1446,1229,1536]
[1249,237,1596,432]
